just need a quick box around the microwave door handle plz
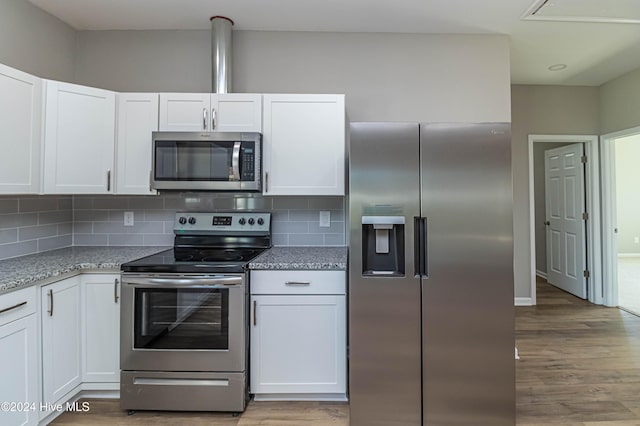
[231,142,241,181]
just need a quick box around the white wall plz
[614,134,640,254]
[0,0,76,81]
[511,85,599,299]
[74,30,511,122]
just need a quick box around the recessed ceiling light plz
[548,64,567,71]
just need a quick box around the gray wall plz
[511,85,599,299]
[0,0,76,81]
[600,67,640,135]
[533,142,573,274]
[0,196,72,260]
[75,30,511,122]
[73,194,345,247]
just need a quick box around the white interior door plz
[545,143,587,298]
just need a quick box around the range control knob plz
[178,216,187,225]
[188,217,197,225]
[238,218,246,225]
[248,218,255,225]
[257,217,265,225]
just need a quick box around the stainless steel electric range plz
[119,212,271,414]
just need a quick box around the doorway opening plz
[601,126,640,311]
[527,134,602,305]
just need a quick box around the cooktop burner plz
[121,212,271,274]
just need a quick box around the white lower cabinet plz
[0,287,38,426]
[41,276,82,413]
[250,271,346,400]
[81,274,120,386]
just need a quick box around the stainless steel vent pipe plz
[210,16,234,93]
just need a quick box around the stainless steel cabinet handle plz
[285,281,311,286]
[211,108,216,130]
[0,301,27,315]
[203,108,208,130]
[253,300,257,326]
[265,171,269,193]
[149,170,153,192]
[48,289,54,316]
[114,278,119,303]
[107,170,111,192]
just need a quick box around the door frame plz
[527,134,601,305]
[600,125,640,307]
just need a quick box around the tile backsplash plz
[0,196,73,260]
[73,193,345,248]
[0,193,345,260]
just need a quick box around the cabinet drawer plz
[251,271,345,295]
[0,286,36,326]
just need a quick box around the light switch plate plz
[124,211,134,226]
[319,211,331,228]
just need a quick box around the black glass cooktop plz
[121,248,267,274]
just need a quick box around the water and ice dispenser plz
[361,216,405,276]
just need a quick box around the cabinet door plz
[116,93,158,194]
[212,93,262,132]
[262,94,345,196]
[158,93,211,131]
[250,295,346,395]
[0,315,38,425]
[82,274,120,384]
[0,64,42,194]
[42,81,116,194]
[41,276,82,405]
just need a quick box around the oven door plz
[120,274,246,372]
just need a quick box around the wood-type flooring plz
[52,278,640,425]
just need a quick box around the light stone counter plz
[249,246,347,270]
[0,246,169,295]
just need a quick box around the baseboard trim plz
[253,393,348,402]
[535,270,547,279]
[515,297,534,306]
[618,253,640,258]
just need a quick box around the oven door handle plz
[123,276,242,287]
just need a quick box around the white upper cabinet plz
[42,80,116,194]
[116,93,159,194]
[262,94,345,196]
[0,64,42,194]
[159,93,261,132]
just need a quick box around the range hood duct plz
[210,16,234,94]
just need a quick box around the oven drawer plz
[250,271,345,295]
[120,371,246,412]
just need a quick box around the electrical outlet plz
[319,211,331,228]
[124,211,134,227]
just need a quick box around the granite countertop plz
[0,246,169,295]
[249,246,347,270]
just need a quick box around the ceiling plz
[27,0,640,86]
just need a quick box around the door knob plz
[544,221,550,226]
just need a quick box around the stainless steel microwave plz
[151,132,261,192]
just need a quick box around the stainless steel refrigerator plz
[348,122,514,425]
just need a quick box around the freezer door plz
[349,122,422,426]
[420,123,514,425]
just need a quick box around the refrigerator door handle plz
[422,216,429,278]
[414,216,428,277]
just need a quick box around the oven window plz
[134,288,229,350]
